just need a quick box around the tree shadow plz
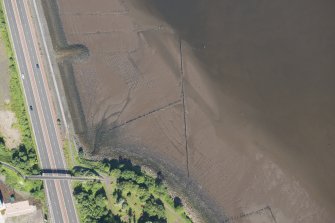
[102,156,141,174]
[174,196,182,208]
[72,166,100,177]
[41,169,71,175]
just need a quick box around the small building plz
[5,201,36,218]
[0,190,36,222]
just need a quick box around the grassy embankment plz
[0,1,45,204]
[71,150,193,223]
[63,138,75,169]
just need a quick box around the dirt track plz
[41,0,335,222]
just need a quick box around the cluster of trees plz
[75,157,192,223]
[12,145,40,174]
[112,183,167,223]
[139,195,166,223]
[115,176,168,222]
[106,159,170,222]
[102,158,158,187]
[0,138,40,175]
[73,181,115,223]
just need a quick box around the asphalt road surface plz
[3,0,78,222]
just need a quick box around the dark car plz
[36,63,39,68]
[29,105,33,111]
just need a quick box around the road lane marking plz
[7,2,79,221]
[10,2,68,221]
[32,0,69,133]
[25,0,68,170]
[22,0,67,173]
[11,0,56,170]
[44,181,55,223]
[14,1,73,221]
[54,180,70,223]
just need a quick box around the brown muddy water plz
[140,0,335,217]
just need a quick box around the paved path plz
[3,0,78,222]
[0,161,25,179]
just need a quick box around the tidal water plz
[141,0,335,213]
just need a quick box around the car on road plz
[29,105,33,111]
[36,63,39,68]
[21,73,24,79]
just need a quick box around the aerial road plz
[3,0,78,222]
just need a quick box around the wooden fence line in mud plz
[222,206,277,223]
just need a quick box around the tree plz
[121,170,136,180]
[173,197,183,209]
[78,147,84,157]
[136,188,150,202]
[31,164,41,175]
[141,195,166,222]
[135,176,145,184]
[111,169,121,178]
[73,182,112,223]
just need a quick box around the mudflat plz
[43,0,335,222]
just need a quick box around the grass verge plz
[63,139,72,168]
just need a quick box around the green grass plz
[0,165,45,201]
[63,139,74,169]
[0,3,13,56]
[0,141,12,162]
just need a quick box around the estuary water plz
[141,0,335,216]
